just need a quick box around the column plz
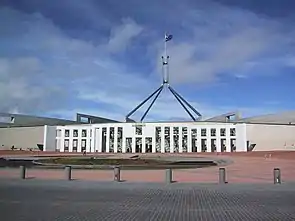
[86,128,91,152]
[91,128,95,152]
[142,137,146,153]
[122,137,126,153]
[216,137,221,152]
[86,138,91,152]
[226,127,231,152]
[114,127,118,153]
[69,138,73,152]
[131,137,136,153]
[187,127,192,153]
[170,127,174,153]
[226,138,231,152]
[205,128,209,152]
[43,125,49,151]
[77,129,82,152]
[178,127,183,153]
[152,134,156,153]
[60,129,65,152]
[161,126,165,153]
[197,129,202,152]
[106,127,110,153]
[207,138,211,152]
[97,128,102,152]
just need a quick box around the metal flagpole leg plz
[125,85,163,121]
[169,86,202,118]
[168,86,196,121]
[140,86,163,122]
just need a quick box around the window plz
[192,138,198,152]
[155,127,161,152]
[64,139,69,151]
[164,127,170,152]
[117,127,123,138]
[182,128,188,152]
[81,139,86,151]
[211,139,216,152]
[109,127,115,152]
[73,139,78,152]
[210,128,216,136]
[73,130,78,137]
[145,137,152,153]
[82,130,87,137]
[117,127,123,153]
[221,139,226,152]
[65,130,70,137]
[173,127,179,135]
[155,127,161,138]
[101,128,107,152]
[201,129,207,136]
[126,138,132,153]
[102,128,106,136]
[191,129,197,138]
[201,139,207,152]
[230,128,236,136]
[220,128,226,136]
[110,127,115,139]
[230,139,236,152]
[135,126,142,135]
[135,138,142,153]
[182,127,188,135]
[80,117,89,123]
[164,127,170,135]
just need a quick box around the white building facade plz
[55,122,247,153]
[2,114,295,153]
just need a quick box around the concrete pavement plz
[0,179,295,221]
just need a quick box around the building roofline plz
[0,112,76,122]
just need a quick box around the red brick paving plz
[0,150,294,183]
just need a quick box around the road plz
[0,179,295,221]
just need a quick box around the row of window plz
[64,139,87,152]
[61,127,236,138]
[64,129,88,138]
[201,128,236,137]
[152,127,235,137]
[62,137,236,150]
[62,137,236,153]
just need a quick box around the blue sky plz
[0,0,295,121]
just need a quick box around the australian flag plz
[165,34,173,42]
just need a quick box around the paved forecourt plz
[1,152,295,183]
[0,179,295,221]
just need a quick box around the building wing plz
[238,111,295,124]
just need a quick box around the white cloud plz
[0,57,47,112]
[0,3,294,121]
[107,18,143,53]
[155,19,287,84]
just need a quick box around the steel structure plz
[125,33,202,122]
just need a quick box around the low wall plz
[246,124,295,151]
[0,126,45,150]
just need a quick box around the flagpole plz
[164,32,167,58]
[125,32,202,122]
[163,32,169,85]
